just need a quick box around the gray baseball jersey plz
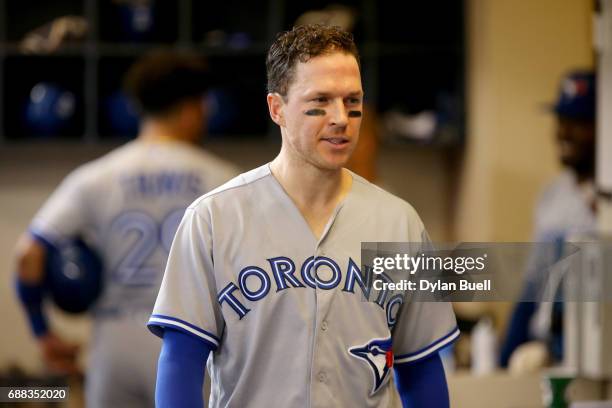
[29,139,239,408]
[525,170,596,339]
[149,163,458,408]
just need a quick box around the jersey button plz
[318,372,327,383]
[321,321,328,331]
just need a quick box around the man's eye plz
[347,98,361,104]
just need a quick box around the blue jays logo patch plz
[349,338,394,395]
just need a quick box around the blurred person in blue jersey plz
[500,71,597,370]
[14,49,240,408]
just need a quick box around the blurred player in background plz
[14,50,239,407]
[500,70,597,370]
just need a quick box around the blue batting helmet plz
[44,239,103,314]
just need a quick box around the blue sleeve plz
[394,352,449,408]
[499,301,536,367]
[15,278,49,337]
[15,233,53,337]
[156,328,212,408]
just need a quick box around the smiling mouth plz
[321,137,349,145]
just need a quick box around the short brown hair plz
[124,49,209,116]
[266,24,359,97]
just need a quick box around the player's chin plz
[317,142,354,165]
[317,153,352,171]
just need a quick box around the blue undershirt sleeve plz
[15,278,49,337]
[156,328,212,408]
[499,301,537,367]
[394,352,450,408]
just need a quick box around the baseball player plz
[500,71,597,368]
[14,50,239,407]
[150,25,459,407]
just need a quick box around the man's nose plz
[329,99,348,127]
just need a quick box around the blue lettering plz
[301,257,317,288]
[120,172,202,198]
[218,283,250,319]
[342,258,372,300]
[374,273,393,308]
[238,267,271,301]
[269,256,304,292]
[300,256,341,290]
[188,173,202,195]
[385,293,404,327]
[219,256,400,319]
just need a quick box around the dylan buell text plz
[373,279,492,292]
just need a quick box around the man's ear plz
[267,93,286,127]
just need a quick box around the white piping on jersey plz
[148,316,219,347]
[393,327,460,364]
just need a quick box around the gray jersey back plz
[149,164,458,408]
[31,140,239,316]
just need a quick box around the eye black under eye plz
[304,109,326,116]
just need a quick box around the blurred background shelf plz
[0,0,465,145]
